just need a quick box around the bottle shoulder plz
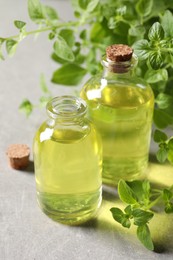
[34,119,99,144]
[80,73,154,108]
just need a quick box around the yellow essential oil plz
[33,96,102,224]
[80,44,154,185]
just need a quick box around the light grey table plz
[0,1,173,259]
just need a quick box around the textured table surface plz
[0,1,173,260]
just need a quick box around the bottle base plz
[36,188,102,225]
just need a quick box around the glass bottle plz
[33,96,102,224]
[80,44,154,186]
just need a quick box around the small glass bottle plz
[33,96,102,224]
[80,44,154,186]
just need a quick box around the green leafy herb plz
[111,179,173,251]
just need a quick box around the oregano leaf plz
[28,0,45,22]
[86,0,99,13]
[145,69,168,84]
[59,29,75,48]
[110,207,124,224]
[19,99,33,117]
[148,22,164,41]
[136,0,153,17]
[137,225,154,251]
[14,20,26,29]
[118,180,138,204]
[156,147,168,163]
[153,129,168,143]
[154,109,173,129]
[6,39,18,56]
[51,63,86,86]
[161,10,173,37]
[44,5,59,20]
[149,51,164,70]
[53,35,75,62]
[132,209,154,226]
[133,39,150,60]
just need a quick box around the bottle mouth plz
[46,95,87,119]
[101,53,138,73]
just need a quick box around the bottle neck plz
[46,96,87,124]
[101,53,138,77]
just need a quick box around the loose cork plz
[6,144,30,170]
[106,44,133,62]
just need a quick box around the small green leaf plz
[145,69,168,84]
[59,29,75,48]
[165,202,173,213]
[6,39,18,56]
[110,208,124,224]
[153,129,168,143]
[118,180,138,205]
[133,209,154,226]
[137,225,154,251]
[162,189,173,201]
[78,0,90,10]
[14,20,26,29]
[80,29,87,40]
[148,22,164,41]
[154,108,173,129]
[136,0,153,17]
[127,181,145,203]
[19,99,33,117]
[86,0,99,13]
[155,93,173,109]
[51,52,67,64]
[156,147,168,163]
[161,10,173,38]
[121,217,131,228]
[53,35,75,62]
[44,5,58,20]
[149,51,164,70]
[48,32,55,40]
[51,63,87,86]
[124,205,132,216]
[28,0,45,22]
[133,39,150,60]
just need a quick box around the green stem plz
[145,195,162,210]
[3,21,78,41]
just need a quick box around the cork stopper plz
[106,44,133,62]
[6,144,30,170]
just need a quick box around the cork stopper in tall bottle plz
[106,44,133,62]
[105,44,133,73]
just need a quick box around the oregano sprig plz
[110,179,173,251]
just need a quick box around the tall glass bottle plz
[80,44,154,186]
[33,96,102,224]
